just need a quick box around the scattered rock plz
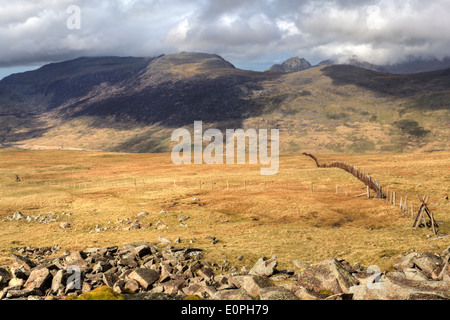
[197,267,215,281]
[0,268,12,290]
[10,254,36,270]
[24,267,51,292]
[59,222,71,229]
[350,275,450,300]
[393,252,443,279]
[242,275,271,297]
[51,270,66,294]
[178,216,190,223]
[297,259,359,294]
[123,292,186,300]
[161,279,186,295]
[325,293,354,300]
[212,288,253,300]
[249,256,278,277]
[403,268,430,281]
[158,236,171,245]
[4,212,68,225]
[137,212,149,217]
[12,212,25,220]
[1,243,449,301]
[125,221,141,231]
[293,285,326,300]
[124,279,140,293]
[293,260,311,272]
[259,287,299,300]
[128,269,160,290]
[8,278,25,288]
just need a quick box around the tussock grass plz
[0,149,448,272]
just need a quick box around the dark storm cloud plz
[0,0,449,69]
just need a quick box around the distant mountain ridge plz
[0,52,448,154]
[266,57,312,73]
[267,56,450,74]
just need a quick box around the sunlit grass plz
[0,149,448,272]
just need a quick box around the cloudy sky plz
[1,0,450,79]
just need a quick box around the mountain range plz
[0,52,448,154]
[266,56,450,74]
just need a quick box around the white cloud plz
[0,0,449,69]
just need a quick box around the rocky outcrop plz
[266,57,312,73]
[297,259,360,294]
[0,243,449,300]
[349,249,450,300]
[249,256,278,277]
[2,212,71,224]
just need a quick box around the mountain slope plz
[332,56,450,74]
[266,57,312,73]
[0,52,448,154]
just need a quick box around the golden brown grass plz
[0,149,448,272]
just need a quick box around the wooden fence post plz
[404,196,407,215]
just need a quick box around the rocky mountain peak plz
[266,57,312,73]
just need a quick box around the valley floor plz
[0,149,449,271]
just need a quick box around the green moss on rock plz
[318,289,334,297]
[66,286,125,300]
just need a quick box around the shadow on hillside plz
[322,65,450,109]
[63,72,278,129]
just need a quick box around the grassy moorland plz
[0,149,448,272]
